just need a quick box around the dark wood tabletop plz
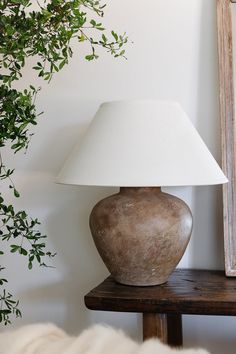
[84,268,236,316]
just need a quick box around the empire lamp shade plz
[57,100,227,187]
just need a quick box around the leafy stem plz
[0,0,127,325]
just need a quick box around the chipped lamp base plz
[89,187,193,286]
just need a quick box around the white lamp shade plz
[57,100,228,187]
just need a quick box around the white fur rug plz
[0,323,210,354]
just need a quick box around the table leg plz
[143,313,168,342]
[167,314,183,347]
[142,313,182,347]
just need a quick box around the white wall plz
[2,0,236,353]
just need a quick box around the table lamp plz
[57,100,227,286]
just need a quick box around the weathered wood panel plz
[217,0,236,275]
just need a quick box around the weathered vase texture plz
[89,187,193,286]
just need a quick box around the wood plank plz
[84,269,236,315]
[217,0,236,275]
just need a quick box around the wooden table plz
[84,268,236,346]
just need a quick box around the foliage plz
[0,0,127,324]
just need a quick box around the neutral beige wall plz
[2,0,236,352]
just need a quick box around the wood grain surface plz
[84,269,236,316]
[217,0,236,276]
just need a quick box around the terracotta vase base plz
[89,187,193,286]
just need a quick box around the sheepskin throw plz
[0,323,210,354]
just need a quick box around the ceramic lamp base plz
[89,187,193,286]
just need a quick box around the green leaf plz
[85,54,95,61]
[13,189,20,198]
[19,248,27,256]
[10,245,20,253]
[102,34,107,43]
[111,31,118,41]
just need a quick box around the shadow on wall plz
[184,315,236,354]
[19,185,116,334]
[185,2,234,353]
[11,112,142,336]
[191,185,224,269]
[10,119,118,333]
[190,0,224,270]
[26,123,89,175]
